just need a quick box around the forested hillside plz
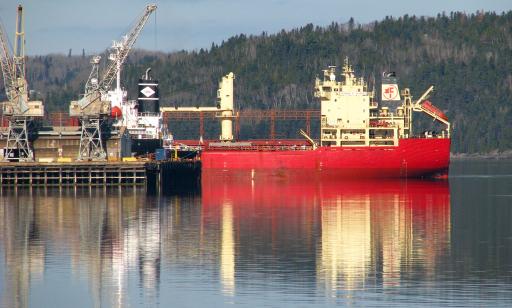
[3,11,512,153]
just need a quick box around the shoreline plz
[451,151,512,160]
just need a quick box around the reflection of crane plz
[70,4,157,160]
[0,5,44,161]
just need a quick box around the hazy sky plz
[0,0,510,55]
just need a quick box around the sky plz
[0,0,510,56]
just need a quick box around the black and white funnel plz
[138,68,160,113]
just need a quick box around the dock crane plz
[69,4,156,160]
[0,5,44,161]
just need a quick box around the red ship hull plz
[201,138,450,178]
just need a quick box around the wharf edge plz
[0,160,201,189]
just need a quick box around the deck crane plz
[69,4,157,160]
[0,5,44,161]
[412,86,451,137]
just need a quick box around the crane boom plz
[0,21,15,102]
[71,4,156,113]
[70,4,156,161]
[99,4,156,92]
[13,4,25,85]
[1,5,44,161]
[0,5,35,116]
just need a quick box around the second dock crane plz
[69,4,157,161]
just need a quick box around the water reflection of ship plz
[317,179,451,293]
[0,175,451,305]
[0,188,163,308]
[201,171,451,295]
[79,189,163,306]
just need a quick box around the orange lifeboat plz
[421,100,448,121]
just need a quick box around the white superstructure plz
[106,68,163,141]
[314,57,450,147]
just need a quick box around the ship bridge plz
[315,58,450,147]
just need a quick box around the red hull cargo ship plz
[198,58,451,178]
[201,138,450,178]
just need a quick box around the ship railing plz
[410,131,450,139]
[138,112,160,117]
[42,112,80,127]
[420,134,447,139]
[0,111,78,127]
[205,144,314,151]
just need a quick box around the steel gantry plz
[0,5,44,161]
[69,4,156,160]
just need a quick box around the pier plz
[0,160,201,188]
[146,160,201,192]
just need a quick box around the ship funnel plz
[381,72,401,102]
[138,68,159,113]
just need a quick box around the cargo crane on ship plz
[412,85,451,135]
[0,5,44,161]
[69,4,156,160]
[160,72,237,143]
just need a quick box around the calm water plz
[1,160,512,307]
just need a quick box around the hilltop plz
[2,11,512,153]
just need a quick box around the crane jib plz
[0,24,16,102]
[98,4,157,92]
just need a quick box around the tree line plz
[1,10,511,153]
